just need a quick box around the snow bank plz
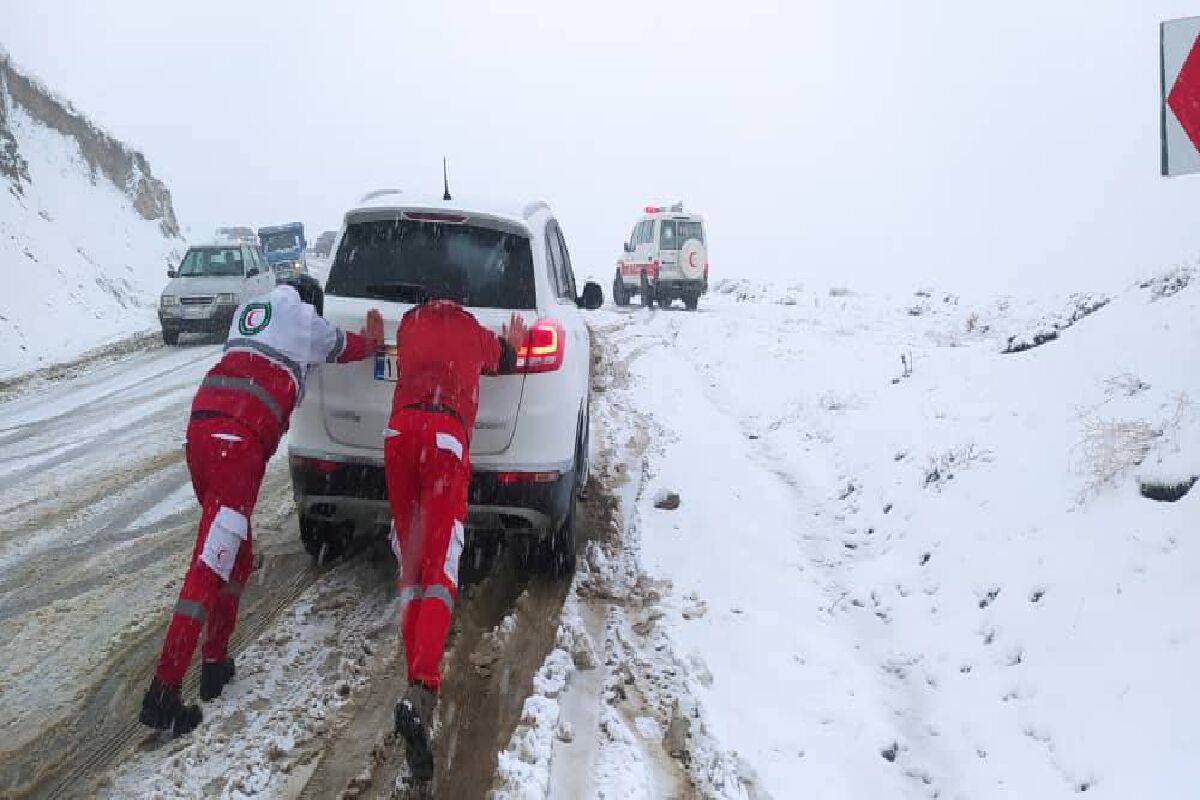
[586,269,1199,798]
[0,53,182,379]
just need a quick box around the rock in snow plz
[653,489,681,510]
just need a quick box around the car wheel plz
[529,419,583,579]
[162,328,180,346]
[547,496,578,578]
[640,272,652,307]
[684,293,699,311]
[576,404,590,499]
[300,512,351,564]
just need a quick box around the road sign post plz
[1162,16,1200,176]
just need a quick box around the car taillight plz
[292,455,339,474]
[495,470,561,485]
[515,319,565,373]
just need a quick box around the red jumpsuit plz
[154,286,372,690]
[385,300,516,692]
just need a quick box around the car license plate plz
[182,306,207,319]
[374,347,399,382]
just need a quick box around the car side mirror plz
[577,281,604,310]
[247,267,259,276]
[167,268,177,278]
[622,241,634,253]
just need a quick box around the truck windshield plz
[178,248,245,277]
[327,218,535,309]
[262,232,300,253]
[659,219,705,251]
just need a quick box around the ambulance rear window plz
[659,219,704,251]
[327,219,535,309]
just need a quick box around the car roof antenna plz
[442,157,452,202]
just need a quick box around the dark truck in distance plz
[258,222,307,280]
[312,230,337,257]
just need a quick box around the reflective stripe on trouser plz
[154,416,264,688]
[385,409,470,692]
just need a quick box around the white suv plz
[612,203,708,310]
[288,190,603,575]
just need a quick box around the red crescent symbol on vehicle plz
[688,251,698,269]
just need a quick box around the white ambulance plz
[612,203,708,310]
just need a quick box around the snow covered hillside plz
[0,52,182,379]
[502,269,1199,799]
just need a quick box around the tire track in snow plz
[0,342,318,798]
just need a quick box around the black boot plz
[394,681,437,781]
[199,658,236,701]
[139,677,202,736]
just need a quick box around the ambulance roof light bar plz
[643,202,685,214]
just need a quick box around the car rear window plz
[659,219,705,251]
[326,218,535,309]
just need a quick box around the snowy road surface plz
[1,269,1198,799]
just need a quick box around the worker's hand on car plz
[502,313,527,352]
[362,308,384,351]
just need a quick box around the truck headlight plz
[293,260,305,273]
[161,295,179,307]
[216,293,239,305]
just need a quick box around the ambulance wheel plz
[613,272,630,306]
[162,328,179,346]
[640,273,652,307]
[684,293,699,311]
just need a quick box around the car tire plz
[300,512,351,564]
[546,496,578,579]
[613,272,629,306]
[640,272,652,308]
[529,418,583,580]
[658,292,673,309]
[684,293,699,311]
[162,329,180,346]
[575,403,590,499]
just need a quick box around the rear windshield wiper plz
[364,283,429,304]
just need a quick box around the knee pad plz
[390,521,404,572]
[442,520,465,587]
[200,506,248,581]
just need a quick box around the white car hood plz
[163,275,244,297]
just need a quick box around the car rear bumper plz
[651,277,707,295]
[288,450,573,537]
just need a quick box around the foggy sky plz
[5,0,1199,294]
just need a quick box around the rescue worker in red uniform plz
[386,295,526,779]
[140,275,383,735]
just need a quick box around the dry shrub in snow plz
[1078,419,1158,487]
[1103,373,1151,399]
[922,443,994,490]
[1076,398,1188,491]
